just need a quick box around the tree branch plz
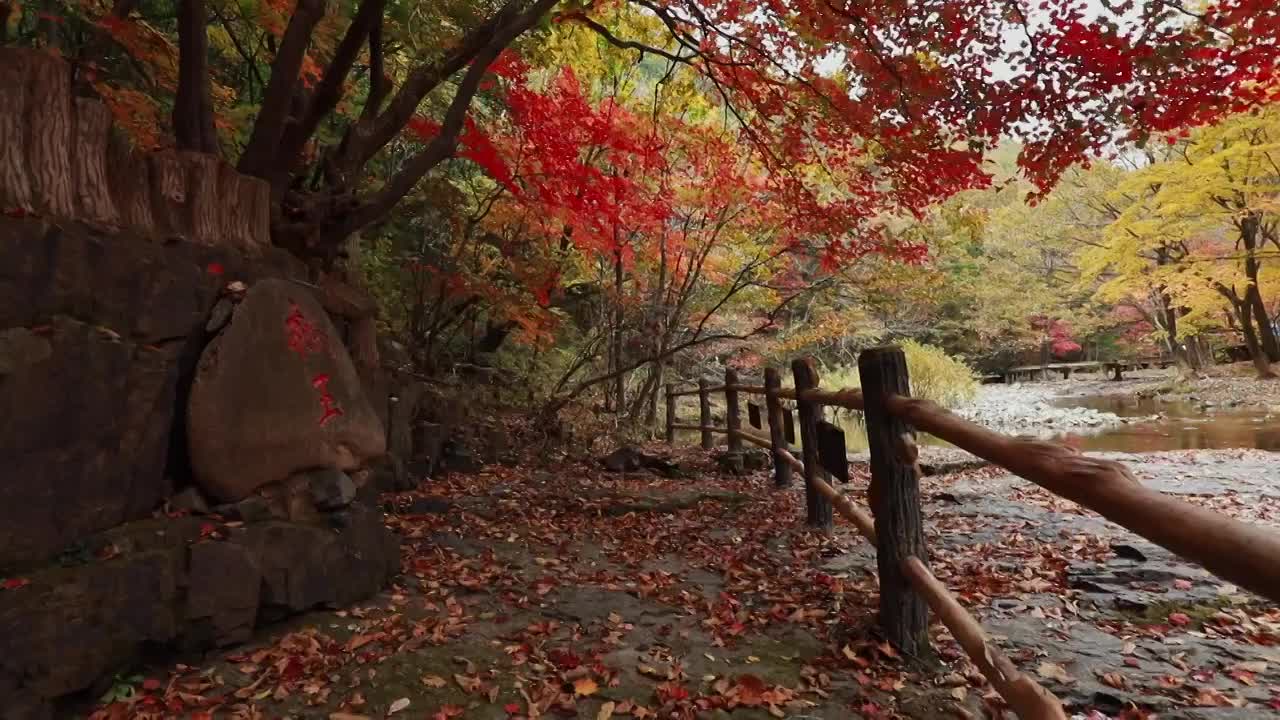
[274,0,387,189]
[238,0,326,178]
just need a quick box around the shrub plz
[818,340,978,408]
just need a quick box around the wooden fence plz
[664,346,1280,720]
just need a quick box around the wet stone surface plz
[93,448,1280,719]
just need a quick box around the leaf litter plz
[88,447,1280,718]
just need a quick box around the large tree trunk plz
[612,248,625,415]
[1238,298,1275,379]
[1240,214,1280,362]
[173,0,219,153]
[1247,284,1279,362]
[1217,283,1273,378]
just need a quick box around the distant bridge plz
[981,357,1174,384]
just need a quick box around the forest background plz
[5,0,1280,432]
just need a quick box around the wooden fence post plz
[725,368,743,452]
[792,357,833,530]
[764,367,792,488]
[859,346,931,659]
[698,378,713,450]
[665,383,676,443]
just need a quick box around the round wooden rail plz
[671,414,1061,719]
[669,384,728,397]
[887,395,1280,604]
[902,557,1067,720]
[798,387,864,410]
[670,423,729,434]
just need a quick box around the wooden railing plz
[664,346,1280,720]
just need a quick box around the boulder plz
[236,504,399,615]
[255,473,322,524]
[187,279,386,502]
[714,449,769,475]
[0,327,52,374]
[168,487,211,515]
[0,316,178,567]
[602,447,685,477]
[305,467,357,510]
[185,540,260,647]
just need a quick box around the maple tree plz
[6,0,1280,265]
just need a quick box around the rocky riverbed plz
[956,382,1156,436]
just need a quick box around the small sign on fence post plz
[747,402,762,429]
[782,408,795,444]
[816,420,848,483]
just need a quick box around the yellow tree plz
[1100,108,1280,376]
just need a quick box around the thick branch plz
[325,0,557,243]
[238,0,326,178]
[275,0,386,188]
[335,0,535,178]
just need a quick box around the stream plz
[826,390,1280,454]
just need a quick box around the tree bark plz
[613,249,625,415]
[764,367,793,488]
[273,0,386,191]
[173,0,219,154]
[237,0,326,178]
[859,346,932,662]
[792,357,833,531]
[1240,214,1280,362]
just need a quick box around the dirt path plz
[90,449,1280,719]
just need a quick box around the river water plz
[1049,395,1280,452]
[821,394,1280,454]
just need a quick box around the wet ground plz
[92,448,1280,719]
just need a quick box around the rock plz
[187,279,386,502]
[715,451,745,475]
[215,495,273,524]
[0,316,178,567]
[304,468,357,511]
[440,443,484,474]
[602,447,646,472]
[204,297,235,334]
[185,540,260,647]
[0,327,52,375]
[1111,543,1148,561]
[169,487,210,515]
[741,448,770,471]
[238,504,399,616]
[0,507,396,713]
[0,548,182,704]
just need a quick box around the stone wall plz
[0,217,305,568]
[0,48,399,718]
